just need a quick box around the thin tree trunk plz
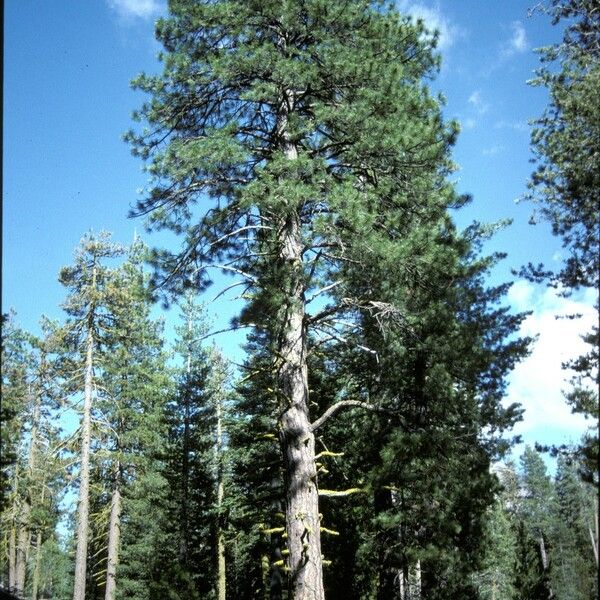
[14,381,43,596]
[590,497,599,567]
[73,305,95,600]
[15,497,30,596]
[8,516,16,592]
[276,88,324,600]
[180,326,192,566]
[375,488,395,599]
[104,466,122,600]
[8,467,20,593]
[413,559,421,600]
[215,389,226,600]
[31,530,42,600]
[538,535,554,599]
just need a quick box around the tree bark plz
[31,530,42,600]
[15,498,30,596]
[104,466,122,600]
[277,211,324,600]
[8,471,18,593]
[215,390,226,600]
[73,306,95,600]
[275,86,324,599]
[538,534,554,599]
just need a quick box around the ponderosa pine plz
[127,2,464,596]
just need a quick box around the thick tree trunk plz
[31,530,42,600]
[73,318,95,600]
[104,466,122,600]
[275,89,324,600]
[278,211,323,600]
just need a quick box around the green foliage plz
[0,312,29,513]
[526,0,599,476]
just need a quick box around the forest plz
[1,0,598,599]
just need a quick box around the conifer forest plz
[1,1,598,599]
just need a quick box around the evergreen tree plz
[126,2,515,596]
[517,447,556,599]
[58,231,127,600]
[550,454,597,599]
[0,312,29,593]
[527,0,599,475]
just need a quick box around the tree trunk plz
[31,530,42,600]
[275,89,324,600]
[277,211,323,600]
[14,382,43,596]
[375,488,395,599]
[8,469,19,593]
[215,390,226,600]
[538,535,554,599]
[590,497,598,567]
[15,498,30,596]
[104,466,122,600]
[180,328,192,566]
[72,314,95,600]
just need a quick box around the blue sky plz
[3,0,594,465]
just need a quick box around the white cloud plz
[468,90,489,115]
[502,21,528,57]
[505,282,596,447]
[462,118,476,130]
[494,120,528,132]
[107,0,164,20]
[482,144,505,156]
[397,1,465,51]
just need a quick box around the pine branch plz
[310,400,382,432]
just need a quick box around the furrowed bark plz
[104,464,122,600]
[276,90,324,600]
[73,270,96,600]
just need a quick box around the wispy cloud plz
[462,118,476,130]
[502,21,529,57]
[505,282,596,447]
[494,120,529,132]
[468,90,489,115]
[482,144,505,156]
[107,0,164,21]
[397,1,465,51]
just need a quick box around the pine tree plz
[83,238,174,600]
[517,447,555,599]
[58,231,126,600]
[526,0,599,476]
[550,454,597,599]
[0,312,30,592]
[125,3,488,596]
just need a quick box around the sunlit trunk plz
[104,466,122,600]
[276,89,324,600]
[73,275,96,600]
